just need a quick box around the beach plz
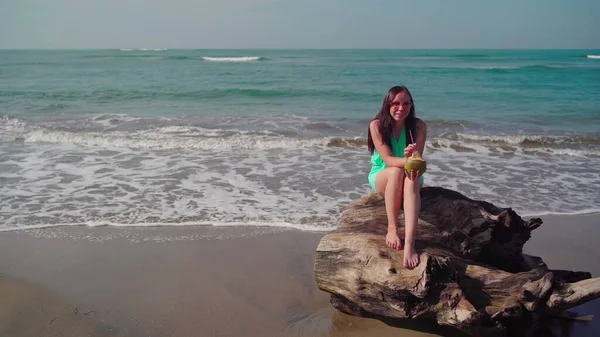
[1,48,599,336]
[1,213,599,337]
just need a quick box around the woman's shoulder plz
[415,118,427,130]
[369,119,380,129]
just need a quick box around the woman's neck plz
[393,121,405,133]
[392,121,404,139]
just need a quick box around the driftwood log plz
[314,187,600,337]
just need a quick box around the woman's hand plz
[405,143,421,180]
[406,169,422,181]
[404,143,417,157]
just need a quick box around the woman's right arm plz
[369,120,406,168]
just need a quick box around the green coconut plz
[405,151,427,175]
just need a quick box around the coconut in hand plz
[404,151,427,175]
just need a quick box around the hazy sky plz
[1,0,598,49]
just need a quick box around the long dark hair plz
[367,85,417,154]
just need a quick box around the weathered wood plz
[314,187,599,337]
[547,278,600,314]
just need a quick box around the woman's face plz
[389,91,413,122]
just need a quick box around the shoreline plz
[1,213,599,336]
[0,211,599,233]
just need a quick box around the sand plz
[1,213,599,337]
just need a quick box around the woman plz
[367,85,427,269]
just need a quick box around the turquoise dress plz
[368,127,424,191]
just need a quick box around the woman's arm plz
[414,119,428,156]
[369,120,406,167]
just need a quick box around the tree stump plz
[314,186,600,337]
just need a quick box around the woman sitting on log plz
[367,85,427,269]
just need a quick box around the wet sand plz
[1,213,599,337]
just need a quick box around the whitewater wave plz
[5,129,330,150]
[429,135,600,157]
[0,119,343,150]
[453,133,600,146]
[587,55,600,59]
[433,133,600,157]
[326,137,366,148]
[6,128,599,157]
[202,56,263,62]
[3,116,599,156]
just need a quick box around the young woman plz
[367,85,427,269]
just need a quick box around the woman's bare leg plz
[402,176,422,269]
[374,167,405,250]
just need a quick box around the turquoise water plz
[1,49,599,231]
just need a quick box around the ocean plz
[1,49,599,232]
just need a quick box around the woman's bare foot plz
[386,228,401,250]
[403,241,420,269]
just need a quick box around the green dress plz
[368,127,424,191]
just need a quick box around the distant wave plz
[84,54,163,60]
[450,53,490,58]
[83,55,263,62]
[587,55,600,59]
[120,48,168,51]
[84,54,196,61]
[475,66,519,70]
[480,65,559,72]
[420,64,570,72]
[412,53,490,58]
[426,119,480,128]
[1,87,376,102]
[202,56,263,62]
[165,55,193,60]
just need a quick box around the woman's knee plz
[404,176,421,194]
[387,167,405,183]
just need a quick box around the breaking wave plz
[3,116,599,156]
[428,133,600,157]
[452,133,600,146]
[0,116,365,150]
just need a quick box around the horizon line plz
[1,47,599,51]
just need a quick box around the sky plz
[1,0,598,49]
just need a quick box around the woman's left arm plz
[415,119,428,156]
